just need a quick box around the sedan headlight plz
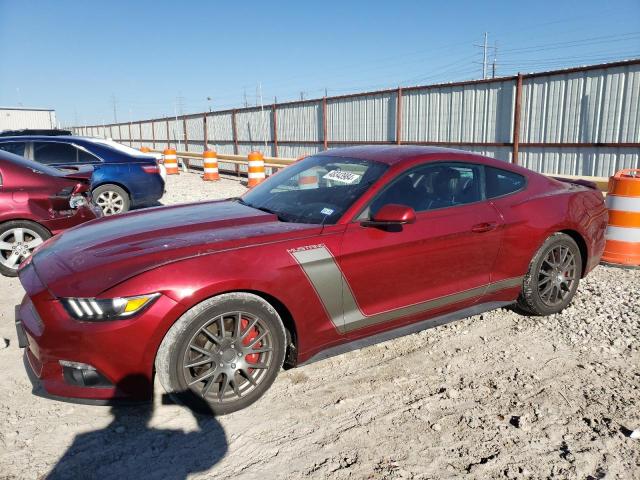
[62,293,160,321]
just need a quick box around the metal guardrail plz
[155,149,610,192]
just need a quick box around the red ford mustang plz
[15,146,607,414]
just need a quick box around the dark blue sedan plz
[0,135,165,215]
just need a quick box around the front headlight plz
[61,293,160,321]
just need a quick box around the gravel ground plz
[0,171,639,479]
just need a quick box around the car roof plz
[0,135,86,142]
[322,145,491,166]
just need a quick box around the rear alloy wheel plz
[92,184,130,215]
[517,233,582,316]
[156,293,286,415]
[0,221,50,277]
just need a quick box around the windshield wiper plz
[237,199,291,222]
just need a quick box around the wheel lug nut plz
[231,363,236,369]
[219,363,224,367]
[237,352,242,357]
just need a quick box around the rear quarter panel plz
[490,174,607,282]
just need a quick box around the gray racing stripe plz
[290,245,522,334]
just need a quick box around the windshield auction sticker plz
[323,169,361,184]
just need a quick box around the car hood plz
[28,200,320,297]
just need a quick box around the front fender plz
[100,236,346,368]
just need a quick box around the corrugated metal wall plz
[402,80,514,146]
[327,92,397,142]
[0,108,56,130]
[73,60,639,177]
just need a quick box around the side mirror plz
[361,203,416,228]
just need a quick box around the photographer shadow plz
[47,375,228,480]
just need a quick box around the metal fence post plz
[151,120,156,149]
[232,109,239,155]
[322,96,328,150]
[396,87,403,145]
[128,122,133,146]
[272,103,279,157]
[203,113,208,151]
[512,73,523,164]
[183,117,189,152]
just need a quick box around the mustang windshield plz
[241,155,388,224]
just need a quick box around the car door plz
[336,162,504,334]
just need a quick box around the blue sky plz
[1,0,638,125]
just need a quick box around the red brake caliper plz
[241,318,261,366]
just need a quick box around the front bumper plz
[15,264,183,402]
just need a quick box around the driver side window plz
[366,163,483,217]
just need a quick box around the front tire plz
[0,221,50,277]
[517,233,582,316]
[156,293,286,415]
[92,184,130,215]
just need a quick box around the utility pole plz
[243,88,248,108]
[258,82,267,149]
[474,32,490,79]
[492,42,498,78]
[482,32,488,79]
[300,91,304,101]
[110,94,118,123]
[173,97,185,151]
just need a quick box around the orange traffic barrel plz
[247,151,265,187]
[602,168,640,267]
[298,171,318,189]
[139,146,151,153]
[203,150,220,181]
[163,148,179,175]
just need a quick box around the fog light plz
[59,360,96,370]
[60,360,112,388]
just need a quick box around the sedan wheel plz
[0,221,51,277]
[96,190,125,215]
[92,184,130,215]
[156,292,286,415]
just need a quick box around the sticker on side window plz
[323,169,361,184]
[320,207,334,215]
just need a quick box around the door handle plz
[471,222,497,233]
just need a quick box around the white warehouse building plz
[0,107,57,131]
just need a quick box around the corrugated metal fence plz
[74,59,640,177]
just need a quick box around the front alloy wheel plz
[156,293,286,415]
[183,311,275,402]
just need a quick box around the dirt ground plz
[0,172,639,480]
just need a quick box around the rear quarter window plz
[485,166,526,198]
[0,142,26,157]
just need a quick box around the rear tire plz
[92,184,130,215]
[0,220,50,277]
[156,293,286,415]
[517,233,582,316]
